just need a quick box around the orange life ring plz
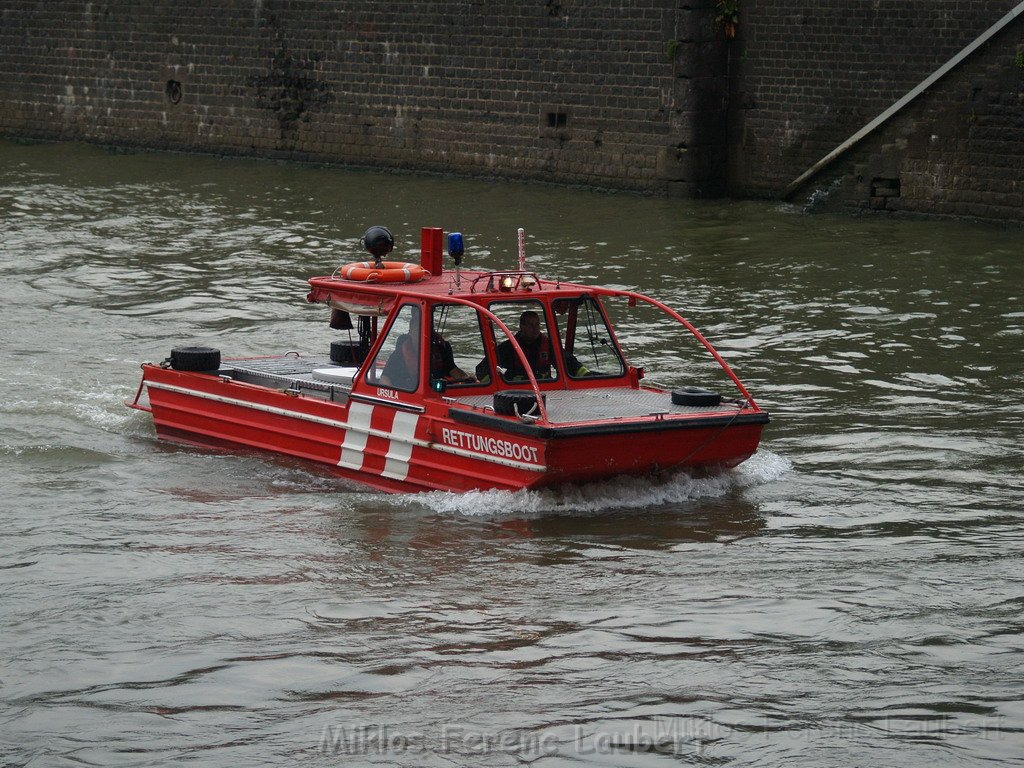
[340,261,429,283]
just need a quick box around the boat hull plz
[134,365,766,493]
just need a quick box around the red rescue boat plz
[127,226,769,493]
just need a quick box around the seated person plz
[378,334,419,390]
[486,310,590,382]
[429,331,473,381]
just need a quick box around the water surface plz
[1,140,1022,766]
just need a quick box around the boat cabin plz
[305,226,654,420]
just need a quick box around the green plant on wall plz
[717,0,739,39]
[1015,51,1024,69]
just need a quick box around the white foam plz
[732,449,793,488]
[406,450,792,518]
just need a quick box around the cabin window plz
[552,295,626,379]
[366,304,421,392]
[479,300,561,384]
[431,304,487,386]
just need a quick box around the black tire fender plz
[330,341,366,365]
[494,389,546,417]
[671,386,722,407]
[169,346,221,372]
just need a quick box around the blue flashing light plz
[447,232,465,260]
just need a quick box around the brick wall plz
[0,0,729,194]
[4,1,1021,220]
[732,0,1024,222]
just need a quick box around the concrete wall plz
[0,1,729,194]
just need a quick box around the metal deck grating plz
[226,356,341,393]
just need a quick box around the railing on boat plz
[310,275,761,423]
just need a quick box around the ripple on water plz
[4,141,1024,768]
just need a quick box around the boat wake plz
[405,450,791,518]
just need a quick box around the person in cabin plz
[485,310,590,382]
[379,334,419,390]
[429,331,472,381]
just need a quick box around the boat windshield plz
[480,299,561,384]
[431,303,488,387]
[551,295,626,379]
[366,304,421,392]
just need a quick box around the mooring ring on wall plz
[165,79,183,104]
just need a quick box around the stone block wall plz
[4,1,1021,220]
[0,0,730,194]
[731,0,1024,222]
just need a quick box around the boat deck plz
[224,355,349,401]
[450,389,741,421]
[222,355,741,422]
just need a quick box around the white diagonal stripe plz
[339,402,374,471]
[381,411,420,481]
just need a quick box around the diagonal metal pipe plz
[782,1,1024,200]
